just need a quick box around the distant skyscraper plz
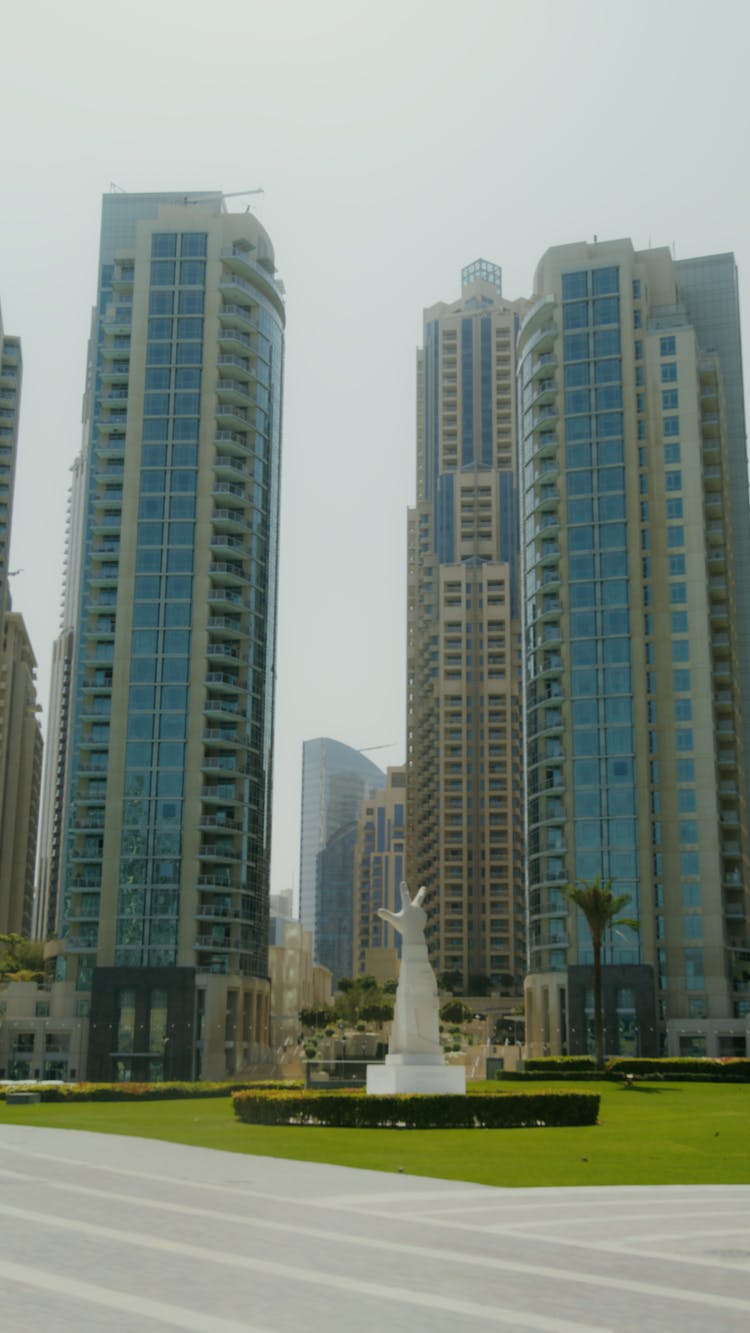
[406,262,527,992]
[34,449,87,941]
[53,191,285,1081]
[519,238,750,1058]
[0,305,21,638]
[0,612,43,934]
[353,765,406,975]
[298,737,385,973]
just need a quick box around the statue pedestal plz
[367,1054,466,1096]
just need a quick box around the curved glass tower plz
[55,192,285,1080]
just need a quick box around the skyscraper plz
[0,612,43,934]
[0,305,21,636]
[520,238,750,1058]
[406,261,527,993]
[299,737,385,975]
[353,765,406,977]
[52,191,285,1081]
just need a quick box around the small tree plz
[437,969,463,995]
[0,934,46,983]
[467,973,492,997]
[440,998,473,1024]
[565,876,637,1068]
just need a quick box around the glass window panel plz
[562,272,587,299]
[592,267,619,295]
[593,329,620,356]
[152,233,177,258]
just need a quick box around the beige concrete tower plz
[406,262,528,993]
[0,612,43,935]
[519,239,750,1058]
[353,765,406,979]
[0,308,21,640]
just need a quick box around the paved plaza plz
[0,1124,749,1331]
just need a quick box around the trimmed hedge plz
[496,1058,750,1083]
[525,1057,596,1072]
[232,1088,600,1129]
[606,1058,750,1081]
[0,1080,302,1103]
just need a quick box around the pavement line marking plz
[2,1188,750,1319]
[0,1256,275,1333]
[0,1136,493,1207]
[0,1202,609,1333]
[410,1202,750,1224]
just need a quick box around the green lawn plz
[1,1081,748,1188]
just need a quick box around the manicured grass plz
[1,1080,748,1187]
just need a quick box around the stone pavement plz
[0,1124,749,1332]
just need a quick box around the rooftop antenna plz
[357,743,396,753]
[109,181,126,193]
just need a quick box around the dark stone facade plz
[88,966,197,1081]
[566,963,658,1058]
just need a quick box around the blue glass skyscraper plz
[53,192,285,1080]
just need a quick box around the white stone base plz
[367,1059,466,1096]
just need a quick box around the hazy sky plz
[2,0,749,905]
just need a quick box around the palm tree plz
[565,877,637,1068]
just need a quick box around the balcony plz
[209,561,249,586]
[204,671,242,695]
[217,378,254,406]
[204,728,246,748]
[204,697,239,719]
[199,814,243,833]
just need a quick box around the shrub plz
[440,999,473,1024]
[232,1088,600,1129]
[525,1057,597,1072]
[606,1057,750,1081]
[0,1080,303,1103]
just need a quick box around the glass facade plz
[55,193,285,1075]
[521,239,750,1056]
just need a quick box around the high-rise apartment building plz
[34,451,87,940]
[520,238,750,1058]
[0,306,21,636]
[353,765,406,977]
[0,612,43,934]
[52,191,285,1080]
[299,737,385,975]
[406,261,527,992]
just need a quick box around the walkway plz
[1,1125,749,1331]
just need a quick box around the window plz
[181,232,207,257]
[677,758,695,782]
[564,302,588,330]
[152,233,177,258]
[664,444,681,464]
[660,336,676,356]
[592,267,619,295]
[673,669,691,691]
[662,389,679,409]
[672,640,689,663]
[562,272,588,300]
[684,948,704,990]
[150,261,175,286]
[661,362,678,383]
[665,471,682,491]
[666,498,683,519]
